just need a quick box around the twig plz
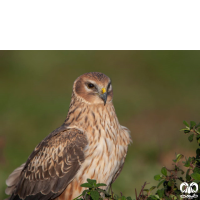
[135,188,138,200]
[110,185,114,199]
[139,182,147,196]
[138,182,148,200]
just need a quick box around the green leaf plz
[192,180,200,184]
[173,188,181,196]
[82,189,89,197]
[168,180,173,187]
[195,123,200,128]
[184,130,190,133]
[188,134,194,142]
[183,120,189,127]
[196,149,200,157]
[80,183,93,188]
[161,167,167,176]
[180,128,189,132]
[147,195,160,200]
[95,183,107,187]
[149,186,156,192]
[169,194,177,200]
[190,121,196,128]
[90,190,99,200]
[157,188,164,198]
[197,135,200,140]
[184,157,192,167]
[186,169,191,181]
[154,174,161,181]
[194,167,200,174]
[126,197,132,200]
[173,154,184,163]
[191,172,200,180]
[157,180,165,188]
[121,196,126,200]
[114,194,120,199]
[87,179,96,186]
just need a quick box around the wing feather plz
[111,153,127,184]
[6,125,87,200]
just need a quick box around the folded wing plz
[6,126,88,200]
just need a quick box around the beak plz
[100,88,107,105]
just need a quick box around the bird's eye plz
[108,83,112,90]
[88,83,95,89]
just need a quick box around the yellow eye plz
[88,83,94,88]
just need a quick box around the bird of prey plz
[5,72,132,200]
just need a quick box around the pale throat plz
[65,98,121,139]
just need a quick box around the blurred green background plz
[0,51,200,199]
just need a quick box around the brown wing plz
[111,153,127,184]
[6,125,88,200]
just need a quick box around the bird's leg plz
[109,184,114,199]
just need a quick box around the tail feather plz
[5,163,25,196]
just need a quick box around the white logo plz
[180,182,198,199]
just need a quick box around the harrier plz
[5,72,131,200]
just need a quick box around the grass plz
[0,51,200,199]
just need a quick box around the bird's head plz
[73,72,113,105]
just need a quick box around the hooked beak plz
[100,88,107,105]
